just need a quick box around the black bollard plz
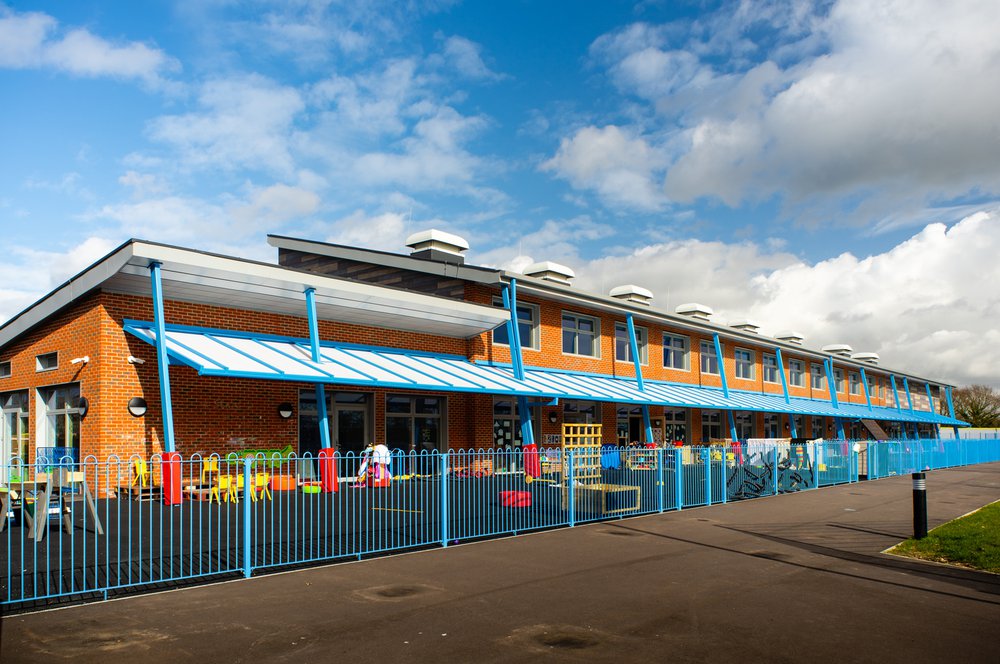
[912,472,927,539]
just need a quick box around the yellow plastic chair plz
[252,473,272,502]
[131,460,150,489]
[201,458,219,485]
[209,476,239,504]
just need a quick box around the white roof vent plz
[404,229,469,265]
[775,331,805,345]
[730,318,761,334]
[822,344,854,357]
[523,261,575,286]
[852,352,880,364]
[609,284,653,306]
[675,303,713,321]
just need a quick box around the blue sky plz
[2,0,1000,387]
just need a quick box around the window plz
[663,409,687,444]
[792,415,804,436]
[811,364,825,390]
[811,417,824,439]
[491,298,540,350]
[1,390,29,470]
[563,400,601,424]
[493,398,539,449]
[701,410,722,443]
[762,354,778,383]
[616,405,643,445]
[662,333,689,370]
[614,322,647,364]
[788,360,805,387]
[0,361,9,379]
[700,340,719,375]
[562,313,599,357]
[734,349,754,380]
[833,368,844,393]
[734,411,754,440]
[386,395,444,452]
[849,372,861,396]
[36,352,58,372]
[38,384,81,449]
[764,413,779,438]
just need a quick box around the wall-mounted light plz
[277,402,294,419]
[653,419,662,427]
[128,397,148,417]
[127,356,146,365]
[78,396,89,418]
[70,356,90,365]
[548,412,558,424]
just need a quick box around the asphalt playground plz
[2,463,998,663]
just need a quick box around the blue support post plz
[772,446,779,495]
[926,382,940,440]
[675,448,683,509]
[824,358,840,409]
[946,386,961,441]
[149,262,176,453]
[712,334,729,399]
[890,374,902,413]
[503,280,535,448]
[775,347,791,405]
[903,377,915,415]
[243,457,252,578]
[568,449,575,527]
[440,452,449,547]
[727,411,738,443]
[835,418,845,440]
[305,288,331,450]
[703,448,711,504]
[860,367,873,412]
[626,314,655,445]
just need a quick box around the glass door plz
[2,391,29,483]
[334,407,368,454]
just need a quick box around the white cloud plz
[322,209,458,253]
[0,7,179,88]
[431,35,505,81]
[541,125,669,211]
[473,216,617,269]
[539,208,1000,387]
[147,75,305,175]
[231,184,321,226]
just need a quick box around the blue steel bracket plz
[712,333,729,399]
[149,261,176,454]
[824,358,839,409]
[859,367,873,412]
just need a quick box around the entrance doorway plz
[298,391,371,457]
[1,391,29,483]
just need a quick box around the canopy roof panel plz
[124,321,965,427]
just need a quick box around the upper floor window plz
[662,333,689,370]
[788,359,804,387]
[811,364,825,390]
[849,372,861,396]
[0,361,10,379]
[562,313,599,357]
[734,348,755,380]
[833,368,844,393]
[762,354,778,383]
[614,322,647,364]
[700,340,719,375]
[491,298,540,350]
[36,352,58,372]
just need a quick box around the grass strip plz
[890,500,1000,573]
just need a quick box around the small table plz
[1,475,104,542]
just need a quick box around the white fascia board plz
[0,241,137,350]
[126,242,508,335]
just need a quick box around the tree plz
[952,385,1000,427]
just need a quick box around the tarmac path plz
[3,463,999,663]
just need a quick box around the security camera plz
[70,356,90,365]
[127,356,146,365]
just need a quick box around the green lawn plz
[890,500,1000,573]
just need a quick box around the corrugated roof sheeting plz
[123,320,965,427]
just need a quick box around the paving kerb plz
[2,463,999,663]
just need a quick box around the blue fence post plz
[851,444,859,483]
[720,450,728,505]
[568,450,575,527]
[440,452,449,548]
[703,448,711,505]
[657,447,665,512]
[772,446,779,495]
[811,442,818,489]
[675,448,683,509]
[243,457,252,579]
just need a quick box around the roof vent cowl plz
[675,303,713,321]
[730,318,761,334]
[822,343,855,357]
[851,352,880,365]
[775,331,805,345]
[609,284,653,306]
[404,229,469,265]
[523,261,575,286]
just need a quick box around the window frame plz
[833,368,844,393]
[788,359,805,387]
[849,372,861,396]
[762,354,778,383]
[35,352,58,373]
[662,332,690,371]
[0,361,10,379]
[699,340,720,375]
[561,311,600,358]
[613,321,648,365]
[491,297,540,351]
[734,347,755,380]
[810,364,825,390]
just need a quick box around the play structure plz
[353,444,392,488]
[561,424,641,516]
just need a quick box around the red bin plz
[162,451,183,506]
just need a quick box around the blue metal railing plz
[2,438,999,610]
